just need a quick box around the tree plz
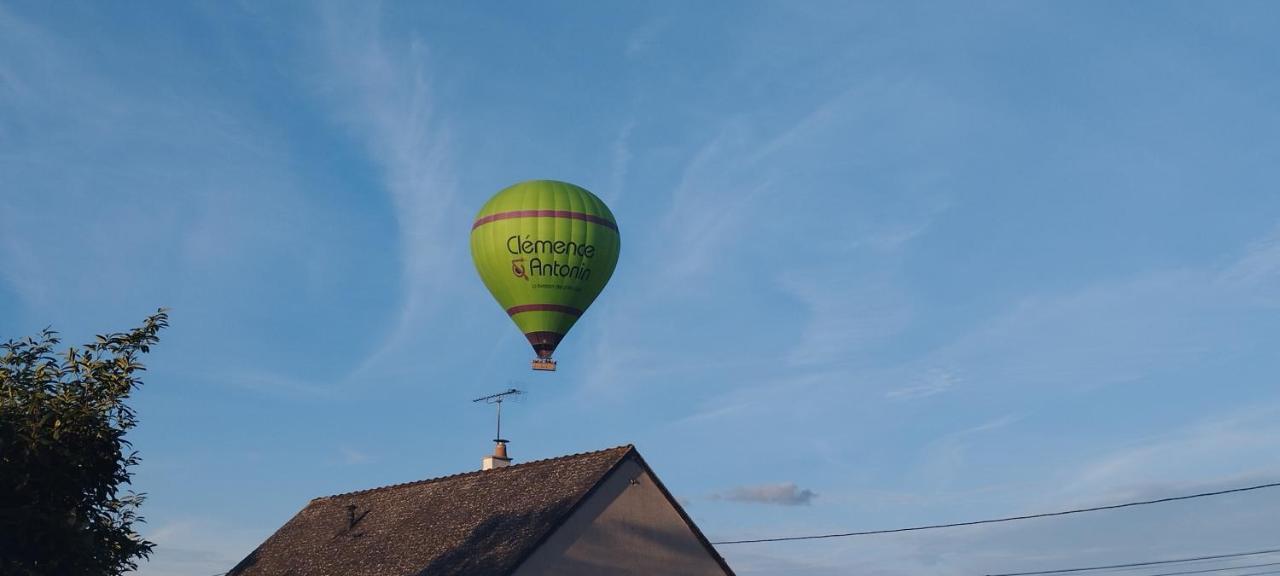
[1,310,168,576]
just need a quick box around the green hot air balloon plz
[471,180,620,371]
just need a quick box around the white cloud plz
[909,221,1280,402]
[1218,223,1280,308]
[713,482,818,506]
[604,121,634,205]
[337,445,373,465]
[315,3,461,379]
[1057,406,1280,504]
[916,414,1022,490]
[782,271,913,367]
[214,369,337,400]
[920,269,1213,395]
[625,20,664,59]
[656,123,769,283]
[884,368,959,400]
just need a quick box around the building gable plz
[513,453,734,576]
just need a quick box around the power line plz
[1079,569,1280,576]
[986,548,1280,576]
[1195,571,1280,576]
[1139,561,1280,576]
[712,480,1280,545]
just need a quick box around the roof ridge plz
[313,444,635,500]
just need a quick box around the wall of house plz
[512,457,731,576]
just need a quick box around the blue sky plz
[3,2,1280,575]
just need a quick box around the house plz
[226,444,735,576]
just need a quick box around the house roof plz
[226,445,637,576]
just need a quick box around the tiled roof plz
[226,445,635,576]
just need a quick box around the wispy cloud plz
[316,3,460,378]
[916,413,1022,489]
[576,315,644,404]
[917,223,1280,399]
[1218,222,1280,308]
[782,271,913,367]
[625,20,664,59]
[336,445,373,466]
[579,89,951,401]
[847,198,952,253]
[656,124,769,283]
[649,82,877,283]
[217,370,338,400]
[579,77,955,395]
[712,482,818,506]
[136,518,265,576]
[885,368,959,400]
[604,121,634,205]
[1058,405,1280,503]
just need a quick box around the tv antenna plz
[472,388,524,444]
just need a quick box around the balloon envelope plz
[470,180,620,364]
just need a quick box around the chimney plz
[482,440,511,470]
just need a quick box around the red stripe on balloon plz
[472,210,619,231]
[507,304,584,317]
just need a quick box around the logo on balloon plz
[506,235,597,281]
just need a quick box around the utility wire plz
[1086,569,1280,576]
[986,548,1280,576]
[1136,561,1280,576]
[1189,571,1280,576]
[712,480,1280,545]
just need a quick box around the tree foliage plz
[1,310,168,576]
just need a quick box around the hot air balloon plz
[470,180,620,371]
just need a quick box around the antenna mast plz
[472,388,524,443]
[473,388,523,470]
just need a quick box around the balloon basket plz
[531,358,557,372]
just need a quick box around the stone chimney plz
[482,440,511,470]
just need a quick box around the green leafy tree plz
[1,310,168,576]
